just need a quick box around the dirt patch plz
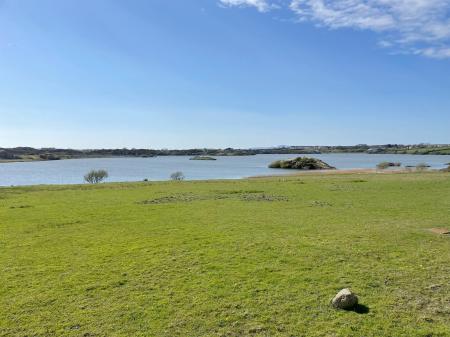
[139,191,288,205]
[139,193,210,204]
[240,193,289,202]
[213,189,264,195]
[215,190,288,201]
[428,228,450,235]
[309,200,333,207]
[9,205,33,209]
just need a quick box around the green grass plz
[1,172,449,337]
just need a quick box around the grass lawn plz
[1,172,449,337]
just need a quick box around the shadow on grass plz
[348,304,370,314]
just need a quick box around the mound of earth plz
[269,157,335,170]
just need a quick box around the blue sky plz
[1,0,449,149]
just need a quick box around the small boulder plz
[331,288,358,309]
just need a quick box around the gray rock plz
[331,288,358,309]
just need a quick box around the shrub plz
[441,164,450,172]
[39,154,60,160]
[170,171,185,181]
[416,163,429,171]
[376,162,401,170]
[268,160,283,168]
[376,162,390,170]
[84,169,109,184]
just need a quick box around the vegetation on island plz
[1,172,449,336]
[189,156,217,160]
[1,143,450,163]
[269,157,335,170]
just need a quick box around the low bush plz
[440,164,450,172]
[170,171,185,181]
[84,169,109,184]
[416,163,429,171]
[39,154,61,160]
[376,162,390,170]
[268,160,283,168]
[376,162,401,170]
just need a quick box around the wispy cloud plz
[219,0,450,59]
[219,0,274,12]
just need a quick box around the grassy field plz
[1,172,449,337]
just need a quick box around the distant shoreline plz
[1,144,450,164]
[1,150,450,164]
[0,155,127,164]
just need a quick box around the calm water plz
[1,153,449,186]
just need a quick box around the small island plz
[189,156,217,161]
[269,157,335,170]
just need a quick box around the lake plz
[1,153,449,186]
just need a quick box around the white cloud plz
[219,0,273,12]
[290,0,396,31]
[220,0,450,59]
[418,46,450,59]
